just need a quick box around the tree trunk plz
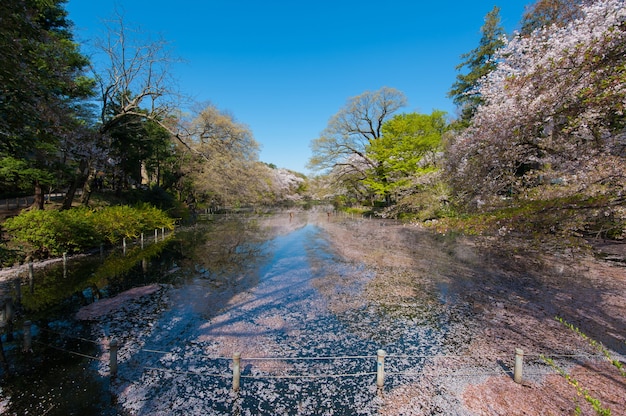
[32,180,45,210]
[61,158,89,210]
[81,167,95,206]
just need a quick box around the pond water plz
[0,212,464,415]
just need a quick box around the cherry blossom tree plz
[446,0,626,213]
[520,0,585,36]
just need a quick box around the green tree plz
[365,111,448,203]
[0,0,93,207]
[448,6,506,126]
[308,87,406,203]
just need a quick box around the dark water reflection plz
[0,213,463,415]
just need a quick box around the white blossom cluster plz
[267,168,305,201]
[447,0,626,202]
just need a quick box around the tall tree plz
[179,104,263,208]
[364,111,447,202]
[308,87,406,198]
[69,11,183,205]
[0,0,93,207]
[448,7,506,126]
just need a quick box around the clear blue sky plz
[66,0,531,174]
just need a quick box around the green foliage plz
[427,191,625,240]
[540,317,625,416]
[3,208,97,257]
[542,355,611,416]
[392,180,454,222]
[92,204,175,245]
[0,156,55,194]
[0,0,94,197]
[3,205,175,260]
[365,111,447,201]
[555,317,625,377]
[448,6,506,124]
[91,206,144,244]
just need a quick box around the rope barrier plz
[139,365,619,380]
[144,366,229,378]
[137,347,610,363]
[242,354,375,361]
[39,327,102,346]
[24,329,622,388]
[33,340,100,361]
[141,348,376,361]
[239,371,378,379]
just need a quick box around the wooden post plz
[14,279,21,305]
[232,352,241,392]
[376,349,386,393]
[28,261,34,293]
[154,229,158,242]
[141,233,144,249]
[5,299,14,342]
[123,238,126,255]
[161,227,165,240]
[514,348,524,384]
[23,320,32,352]
[109,339,119,377]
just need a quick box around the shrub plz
[3,208,98,258]
[3,204,175,260]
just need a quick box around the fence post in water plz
[28,261,34,292]
[376,349,386,393]
[4,299,14,342]
[514,348,524,384]
[232,352,241,392]
[14,278,21,305]
[23,320,32,352]
[109,339,119,377]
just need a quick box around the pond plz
[0,212,469,415]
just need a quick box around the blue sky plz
[66,0,531,174]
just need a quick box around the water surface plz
[1,213,458,415]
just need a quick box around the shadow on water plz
[0,214,283,415]
[3,212,621,414]
[0,213,465,415]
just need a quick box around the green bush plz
[91,204,174,245]
[134,202,175,232]
[3,204,175,260]
[3,208,98,257]
[91,205,144,244]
